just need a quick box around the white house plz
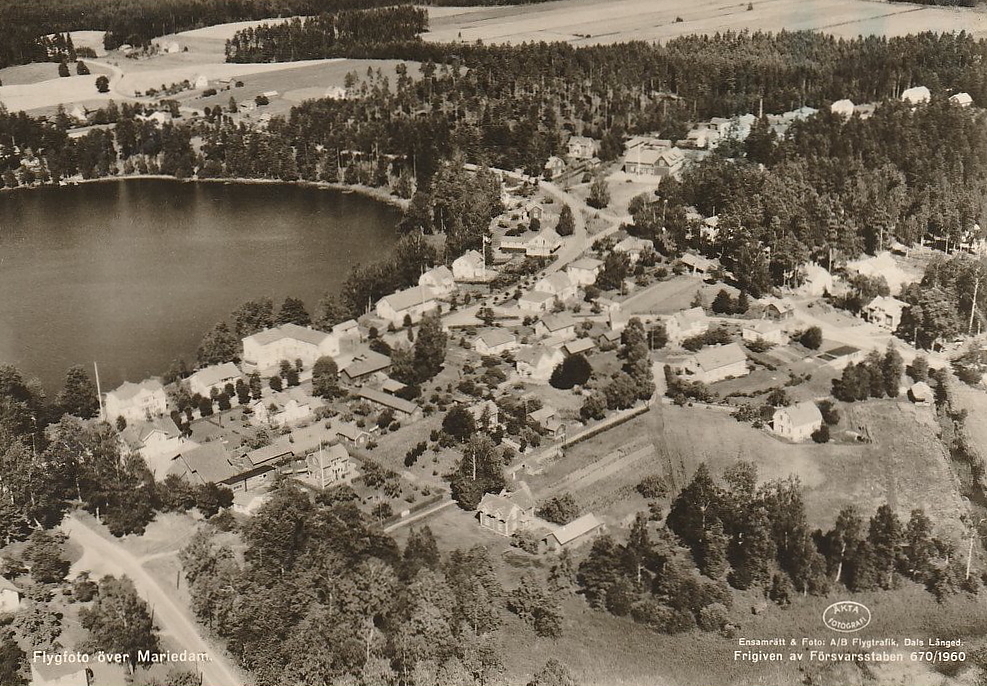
[193,74,209,90]
[544,156,566,179]
[526,228,563,257]
[163,41,181,54]
[863,295,908,331]
[542,513,604,552]
[680,253,717,275]
[0,577,21,614]
[664,307,710,345]
[453,250,486,281]
[375,285,438,326]
[188,362,241,398]
[104,379,167,423]
[830,99,855,119]
[535,312,578,340]
[249,396,313,429]
[687,343,749,384]
[518,290,555,313]
[121,417,193,475]
[567,135,599,160]
[613,236,654,263]
[950,92,973,107]
[419,265,456,297]
[468,399,500,429]
[477,488,534,536]
[623,147,684,177]
[901,85,931,105]
[567,257,603,286]
[242,323,340,372]
[474,329,518,356]
[773,401,823,442]
[515,346,564,382]
[534,272,577,303]
[742,320,789,346]
[306,443,356,489]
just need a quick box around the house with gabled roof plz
[105,379,168,423]
[772,401,823,442]
[332,421,374,447]
[542,513,604,552]
[306,443,357,489]
[863,295,907,331]
[168,442,237,487]
[341,350,391,384]
[742,319,789,346]
[452,249,486,282]
[534,272,577,303]
[526,228,563,257]
[664,307,710,345]
[419,265,457,297]
[613,236,654,263]
[567,135,599,160]
[535,312,578,340]
[515,346,565,383]
[474,329,518,356]
[517,290,555,313]
[242,323,340,372]
[188,362,241,398]
[120,417,193,474]
[477,482,536,536]
[902,85,930,105]
[950,92,973,107]
[687,343,749,384]
[375,285,438,326]
[358,388,422,420]
[567,257,603,286]
[544,155,566,179]
[0,576,21,614]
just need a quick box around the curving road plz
[61,514,244,686]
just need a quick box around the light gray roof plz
[108,379,164,401]
[693,343,747,372]
[190,362,240,388]
[379,285,437,313]
[540,312,577,332]
[776,401,822,428]
[547,513,603,545]
[244,323,332,347]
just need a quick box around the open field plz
[424,0,987,45]
[662,399,966,534]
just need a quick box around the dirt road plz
[61,514,244,686]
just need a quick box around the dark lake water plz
[0,179,401,392]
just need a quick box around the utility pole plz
[93,361,105,421]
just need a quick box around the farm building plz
[687,343,749,384]
[772,401,823,442]
[104,379,167,423]
[818,345,866,370]
[542,513,604,552]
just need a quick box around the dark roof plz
[170,442,236,485]
[342,351,391,379]
[358,388,419,415]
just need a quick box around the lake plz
[0,179,402,392]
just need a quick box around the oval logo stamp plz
[822,601,871,633]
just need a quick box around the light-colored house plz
[567,135,599,160]
[534,272,577,303]
[830,99,855,119]
[761,297,796,321]
[901,85,931,105]
[517,290,555,313]
[104,379,167,423]
[863,296,907,331]
[121,417,192,471]
[613,236,654,263]
[526,228,563,257]
[567,257,603,286]
[306,443,357,489]
[529,406,564,438]
[358,388,422,420]
[375,285,438,326]
[909,381,934,406]
[772,401,823,442]
[0,577,21,614]
[664,307,710,345]
[163,41,181,54]
[468,399,500,429]
[194,74,209,90]
[798,264,834,297]
[242,323,340,372]
[30,662,90,686]
[167,442,237,488]
[950,92,973,107]
[535,312,578,340]
[544,156,566,179]
[249,396,313,428]
[419,265,456,297]
[688,343,749,384]
[515,346,565,382]
[188,362,241,398]
[542,513,604,552]
[742,320,789,346]
[474,329,518,356]
[563,338,595,357]
[453,250,486,281]
[623,147,684,177]
[477,486,534,536]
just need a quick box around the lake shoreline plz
[0,173,411,211]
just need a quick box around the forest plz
[224,7,429,63]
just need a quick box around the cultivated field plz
[423,0,987,45]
